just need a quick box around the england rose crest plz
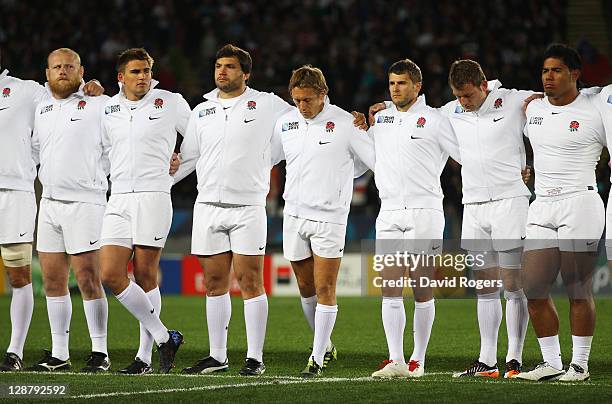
[77,100,86,110]
[416,117,426,128]
[154,98,164,109]
[247,100,256,110]
[325,121,335,132]
[2,88,10,98]
[569,120,579,132]
[494,98,503,109]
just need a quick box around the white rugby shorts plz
[525,191,604,252]
[283,214,346,261]
[0,190,36,244]
[191,203,267,256]
[37,198,105,254]
[461,196,529,252]
[101,192,172,248]
[375,208,444,255]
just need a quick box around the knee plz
[569,298,594,309]
[7,268,31,288]
[75,269,102,298]
[205,272,229,294]
[295,272,314,291]
[527,298,547,316]
[235,271,263,296]
[316,283,335,301]
[100,267,121,292]
[133,269,158,291]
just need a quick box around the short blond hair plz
[288,65,329,95]
[48,48,81,66]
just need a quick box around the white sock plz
[538,335,563,370]
[477,291,502,367]
[83,297,108,356]
[311,304,338,367]
[571,335,592,369]
[135,287,161,365]
[244,294,268,362]
[410,299,435,366]
[46,294,72,361]
[207,293,231,363]
[115,281,168,344]
[504,289,529,363]
[381,297,405,364]
[7,283,33,360]
[300,295,317,332]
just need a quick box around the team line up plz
[0,43,611,381]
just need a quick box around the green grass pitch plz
[1,296,611,402]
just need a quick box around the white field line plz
[63,375,612,399]
[69,377,372,399]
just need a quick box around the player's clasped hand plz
[169,153,180,175]
[82,80,105,96]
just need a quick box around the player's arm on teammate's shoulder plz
[83,79,105,96]
[368,101,391,126]
[349,124,375,172]
[351,111,368,130]
[437,116,462,164]
[522,92,543,113]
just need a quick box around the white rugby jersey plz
[32,85,110,205]
[595,84,612,181]
[0,69,47,192]
[441,81,532,203]
[175,87,292,206]
[524,93,606,197]
[102,80,190,194]
[370,95,460,212]
[275,99,375,225]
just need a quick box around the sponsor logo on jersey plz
[40,104,54,114]
[199,106,216,117]
[416,116,426,128]
[2,87,10,98]
[569,120,579,132]
[105,105,120,114]
[325,121,335,133]
[607,95,612,104]
[77,100,86,110]
[529,116,543,125]
[282,121,299,132]
[493,97,503,109]
[154,98,164,109]
[376,115,394,124]
[247,100,257,110]
[454,104,464,113]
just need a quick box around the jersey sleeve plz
[100,107,112,176]
[271,118,286,166]
[31,104,41,166]
[173,110,200,184]
[436,115,461,164]
[174,93,191,136]
[270,93,293,121]
[349,126,375,174]
[26,81,48,105]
